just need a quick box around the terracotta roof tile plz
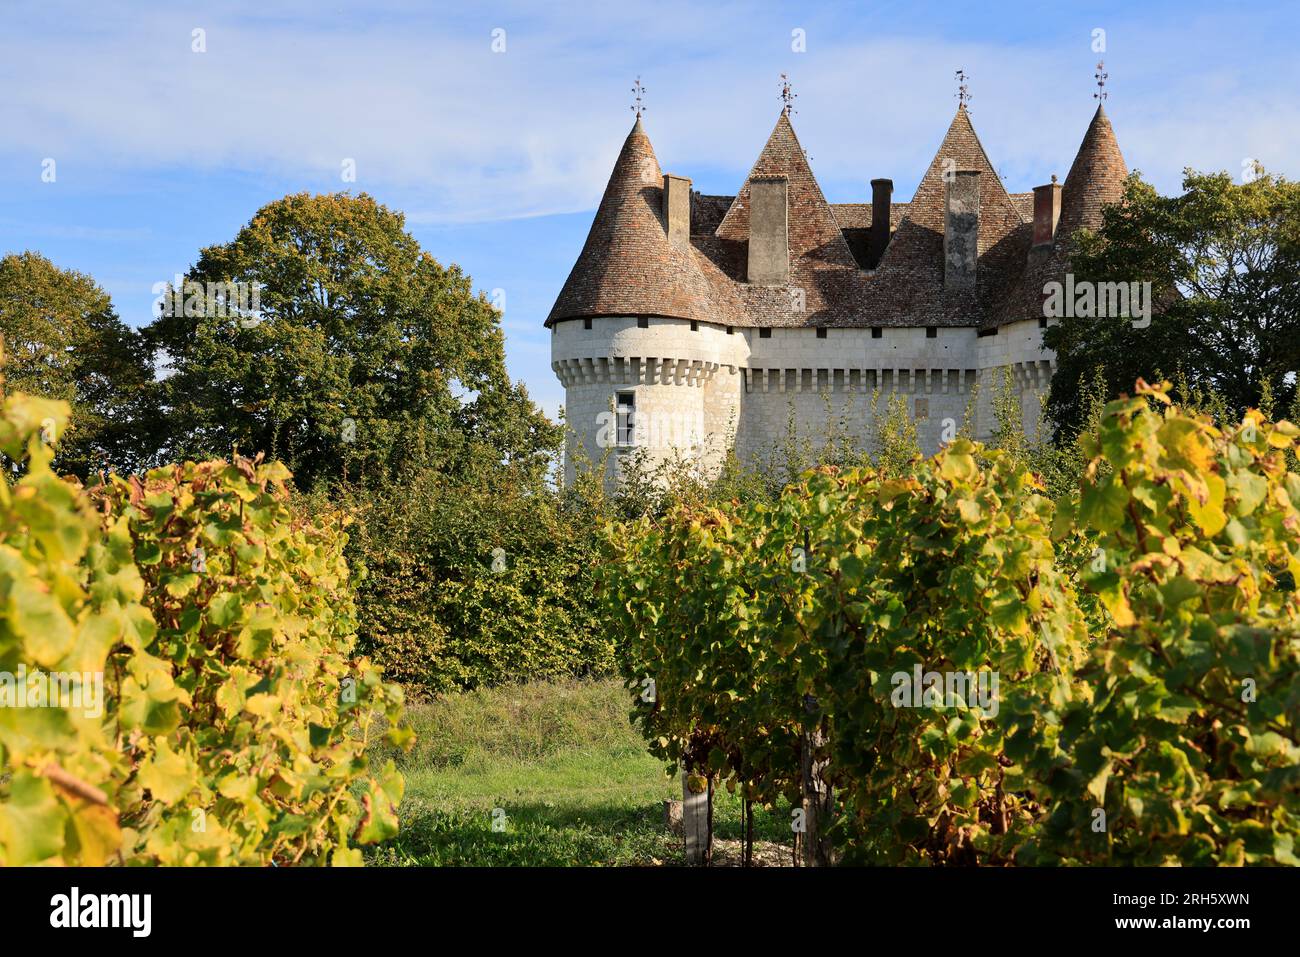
[547,104,1127,330]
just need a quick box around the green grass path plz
[366,679,791,866]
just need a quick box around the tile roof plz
[992,104,1130,326]
[546,103,1128,329]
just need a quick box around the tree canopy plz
[1045,168,1300,432]
[0,251,154,477]
[143,192,558,490]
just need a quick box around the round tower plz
[547,118,746,486]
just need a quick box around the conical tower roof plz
[546,118,722,326]
[992,104,1130,324]
[1056,104,1128,241]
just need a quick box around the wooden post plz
[682,771,711,866]
[800,695,834,867]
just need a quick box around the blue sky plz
[2,0,1297,418]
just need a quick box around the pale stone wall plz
[552,315,1057,485]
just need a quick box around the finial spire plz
[780,73,797,116]
[1094,61,1108,101]
[955,69,971,109]
[631,76,647,119]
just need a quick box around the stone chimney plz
[944,170,981,290]
[663,174,692,248]
[868,178,893,268]
[747,175,789,284]
[1032,175,1062,248]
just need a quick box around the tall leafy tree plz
[144,192,558,490]
[1046,169,1300,432]
[0,251,154,477]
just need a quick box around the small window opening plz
[615,392,635,446]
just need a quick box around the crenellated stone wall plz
[552,315,1057,485]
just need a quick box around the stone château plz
[547,88,1128,484]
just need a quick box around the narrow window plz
[583,318,592,330]
[690,320,699,332]
[926,326,937,339]
[1038,317,1048,329]
[816,327,827,339]
[726,326,734,335]
[615,392,635,446]
[760,328,772,339]
[637,317,649,329]
[871,327,883,339]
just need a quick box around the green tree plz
[0,251,154,477]
[143,192,558,491]
[1046,169,1300,431]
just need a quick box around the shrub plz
[1025,381,1300,864]
[602,384,1300,866]
[338,469,612,696]
[0,391,410,865]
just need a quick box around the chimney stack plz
[1032,175,1062,248]
[663,174,692,248]
[747,175,789,284]
[868,178,893,268]
[944,170,981,290]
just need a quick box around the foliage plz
[1047,169,1300,430]
[324,467,612,697]
[601,384,1300,865]
[1027,381,1300,864]
[0,390,409,865]
[0,252,155,477]
[0,392,129,864]
[142,192,558,491]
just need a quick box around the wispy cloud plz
[4,1,1297,226]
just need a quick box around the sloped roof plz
[992,104,1130,325]
[545,118,741,326]
[548,103,1128,330]
[1057,104,1128,241]
[857,104,1031,326]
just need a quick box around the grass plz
[366,678,793,866]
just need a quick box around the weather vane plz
[631,76,647,118]
[1094,61,1108,101]
[955,70,971,109]
[780,73,797,115]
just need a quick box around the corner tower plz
[547,118,746,485]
